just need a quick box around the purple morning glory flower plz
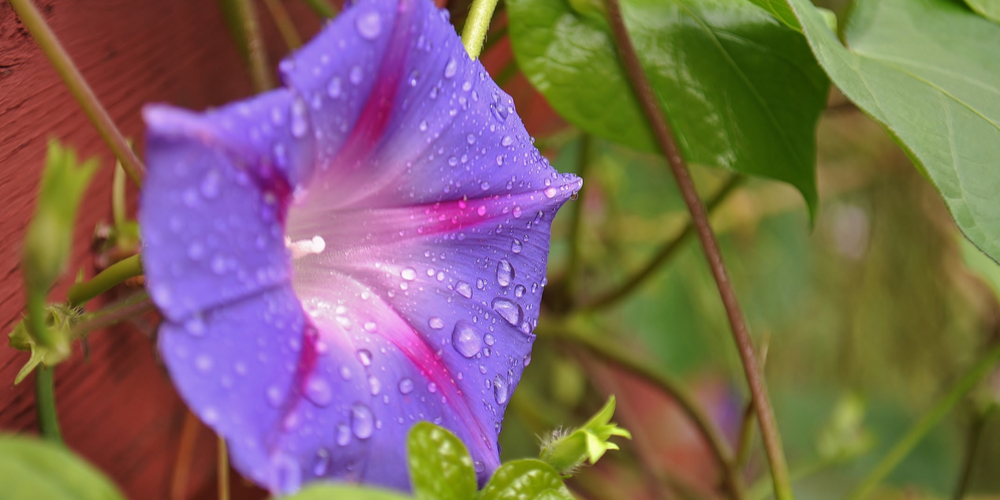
[138,0,580,494]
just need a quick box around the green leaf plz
[507,0,828,217]
[280,484,413,500]
[745,0,800,30]
[479,460,574,500]
[781,0,1000,262]
[539,396,630,474]
[0,434,126,500]
[961,237,1000,298]
[406,423,477,500]
[964,0,1000,24]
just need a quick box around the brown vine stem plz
[545,324,747,500]
[7,0,145,186]
[581,174,743,312]
[599,0,793,499]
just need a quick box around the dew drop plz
[484,333,495,346]
[350,65,363,85]
[544,186,558,198]
[363,321,378,332]
[401,268,417,281]
[357,349,373,367]
[494,374,509,404]
[327,77,342,98]
[491,298,524,326]
[496,259,514,287]
[455,281,473,298]
[200,170,221,199]
[428,317,445,330]
[184,315,206,337]
[398,378,414,395]
[290,99,308,138]
[336,424,351,446]
[305,377,333,407]
[511,239,523,254]
[355,11,381,40]
[514,284,526,298]
[466,133,476,145]
[444,57,458,78]
[350,403,375,439]
[452,321,481,358]
[266,385,283,408]
[419,120,428,132]
[368,375,381,396]
[501,135,514,147]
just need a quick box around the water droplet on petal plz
[271,454,301,494]
[200,170,221,199]
[452,321,481,358]
[350,66,363,85]
[327,77,342,98]
[496,259,514,287]
[350,403,375,439]
[511,239,523,254]
[398,378,414,395]
[501,135,514,147]
[305,376,333,407]
[444,57,457,78]
[428,317,445,330]
[514,284,526,298]
[356,349,372,367]
[266,385,283,408]
[455,281,473,298]
[401,268,417,280]
[355,11,381,40]
[544,187,558,198]
[491,298,524,326]
[290,99,308,138]
[368,375,381,396]
[484,333,495,346]
[184,314,206,337]
[494,374,509,404]
[419,120,428,132]
[336,424,351,446]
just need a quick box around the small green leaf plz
[781,0,1000,263]
[0,434,126,500]
[508,0,828,217]
[480,460,574,500]
[964,0,1000,24]
[280,484,413,500]
[406,423,477,500]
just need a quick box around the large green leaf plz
[507,0,829,215]
[0,435,126,500]
[479,460,573,500]
[783,0,1000,262]
[406,423,477,500]
[282,484,412,500]
[964,0,1000,24]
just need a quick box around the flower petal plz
[140,89,313,321]
[141,0,582,493]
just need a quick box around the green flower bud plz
[539,396,631,476]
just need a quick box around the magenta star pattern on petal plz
[138,0,581,494]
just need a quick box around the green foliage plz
[8,303,81,384]
[964,0,1000,24]
[22,141,98,294]
[538,396,630,475]
[407,423,478,500]
[507,0,829,216]
[782,0,1000,263]
[478,460,574,500]
[283,484,413,500]
[0,435,126,500]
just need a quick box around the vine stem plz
[232,0,275,92]
[299,0,337,18]
[581,175,743,312]
[7,0,145,186]
[846,342,1000,500]
[545,324,748,500]
[599,0,793,498]
[69,293,154,339]
[460,0,500,59]
[218,436,231,500]
[66,254,142,307]
[35,365,63,443]
[563,135,591,301]
[263,0,303,50]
